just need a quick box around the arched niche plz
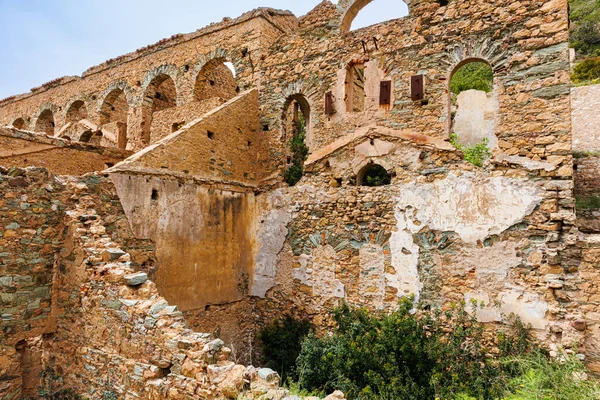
[99,88,129,149]
[34,109,55,136]
[65,100,88,124]
[340,0,410,33]
[194,58,238,102]
[141,73,178,145]
[357,163,392,186]
[12,118,26,130]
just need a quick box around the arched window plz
[195,59,237,102]
[346,62,366,112]
[66,100,88,124]
[99,89,129,149]
[342,0,409,33]
[448,59,497,149]
[282,94,310,186]
[357,163,391,186]
[35,109,55,136]
[12,118,25,130]
[141,74,177,144]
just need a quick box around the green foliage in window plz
[450,62,494,95]
[570,0,600,57]
[362,164,392,187]
[284,112,309,186]
[450,134,492,167]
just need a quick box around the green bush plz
[258,315,313,382]
[576,195,600,209]
[572,57,600,83]
[296,299,532,400]
[570,0,600,57]
[450,134,492,167]
[284,112,309,186]
[450,62,494,95]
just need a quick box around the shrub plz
[284,113,309,186]
[572,57,600,83]
[296,299,530,400]
[258,315,313,382]
[570,0,600,57]
[450,134,492,167]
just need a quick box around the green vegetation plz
[362,164,392,187]
[572,57,600,83]
[37,367,82,400]
[573,150,600,158]
[570,0,600,58]
[450,62,494,95]
[576,195,600,209]
[258,315,313,382]
[284,112,309,186]
[258,300,599,400]
[450,134,492,167]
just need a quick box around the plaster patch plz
[252,207,292,298]
[389,209,422,302]
[397,172,543,244]
[359,244,386,308]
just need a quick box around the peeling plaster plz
[397,172,543,244]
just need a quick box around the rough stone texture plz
[572,83,600,152]
[452,89,499,149]
[574,156,600,232]
[0,0,594,395]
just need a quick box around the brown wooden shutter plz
[380,81,392,105]
[325,91,334,115]
[411,75,424,101]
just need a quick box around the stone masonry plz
[0,0,598,398]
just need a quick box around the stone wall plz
[0,128,130,176]
[574,156,600,232]
[0,167,66,399]
[0,8,297,152]
[572,83,600,152]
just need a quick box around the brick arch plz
[11,117,26,130]
[193,48,241,102]
[280,81,318,147]
[338,0,412,33]
[97,81,135,114]
[140,71,179,145]
[64,99,89,124]
[32,104,59,136]
[443,38,508,79]
[139,64,182,107]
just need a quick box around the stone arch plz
[447,55,499,149]
[140,64,182,106]
[33,106,57,136]
[141,72,178,145]
[339,0,411,33]
[12,118,26,130]
[194,50,239,102]
[98,83,131,150]
[282,93,311,164]
[356,162,392,186]
[65,100,88,124]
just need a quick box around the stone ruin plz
[1,0,599,398]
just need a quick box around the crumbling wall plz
[0,167,66,399]
[0,128,130,176]
[0,9,297,152]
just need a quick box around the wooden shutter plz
[411,75,424,101]
[380,81,392,105]
[325,91,334,115]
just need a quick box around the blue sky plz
[0,0,408,99]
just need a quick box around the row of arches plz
[11,59,238,149]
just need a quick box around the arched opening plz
[195,59,237,102]
[449,59,497,150]
[79,130,103,145]
[342,0,409,33]
[141,74,177,145]
[99,89,129,149]
[65,100,88,124]
[12,118,26,130]
[357,163,391,186]
[34,109,55,136]
[346,62,366,112]
[282,94,310,187]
